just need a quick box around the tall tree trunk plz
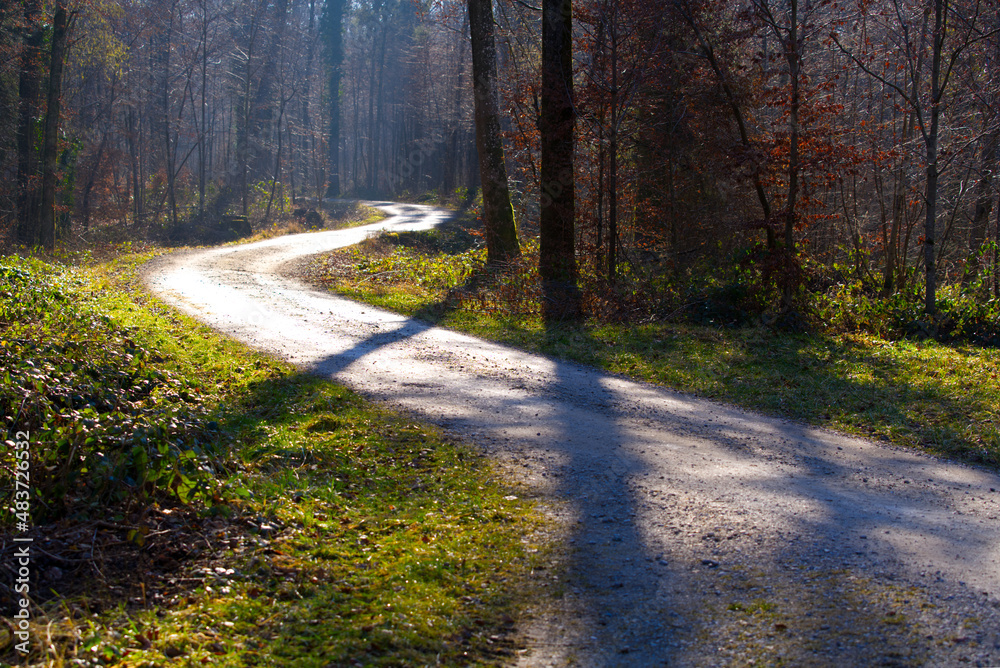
[607,2,618,282]
[365,31,376,194]
[238,41,254,216]
[128,106,142,227]
[923,0,945,315]
[444,10,469,195]
[16,0,43,246]
[297,0,317,202]
[163,2,179,232]
[39,3,69,252]
[266,91,292,220]
[540,0,581,321]
[352,62,360,192]
[248,0,287,183]
[198,0,210,220]
[592,6,606,267]
[782,0,801,307]
[468,0,520,267]
[784,0,799,253]
[323,0,345,197]
[81,131,108,231]
[372,23,388,195]
[883,7,930,295]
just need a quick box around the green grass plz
[242,201,388,244]
[1,251,541,666]
[313,231,1000,469]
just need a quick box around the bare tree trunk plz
[198,0,210,220]
[266,92,291,220]
[540,0,581,321]
[607,2,618,282]
[352,63,360,192]
[468,0,520,267]
[238,44,254,216]
[781,0,801,308]
[39,3,69,252]
[323,0,345,197]
[367,16,389,195]
[784,0,799,254]
[923,0,945,315]
[592,6,606,267]
[444,10,469,195]
[128,106,142,227]
[80,131,108,231]
[163,1,179,232]
[373,27,387,195]
[16,0,43,246]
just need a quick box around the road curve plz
[144,202,1000,666]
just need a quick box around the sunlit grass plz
[1,251,541,666]
[243,201,388,244]
[313,230,1000,469]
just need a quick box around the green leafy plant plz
[1,257,223,526]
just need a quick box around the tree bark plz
[39,3,69,252]
[323,0,345,197]
[468,0,520,267]
[540,0,581,321]
[782,0,801,308]
[16,0,43,246]
[784,0,799,254]
[80,131,108,231]
[198,0,211,219]
[923,0,945,315]
[607,2,618,281]
[162,1,179,232]
[884,7,930,295]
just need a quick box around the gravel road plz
[144,202,1000,666]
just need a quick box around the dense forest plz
[4,2,1000,663]
[2,0,999,331]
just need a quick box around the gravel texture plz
[144,202,1000,667]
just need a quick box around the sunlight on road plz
[146,202,1000,667]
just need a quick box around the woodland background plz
[3,4,1000,660]
[2,0,1000,333]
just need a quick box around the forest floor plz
[140,202,1000,666]
[1,202,540,667]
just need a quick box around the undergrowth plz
[1,256,225,523]
[1,251,541,666]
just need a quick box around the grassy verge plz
[243,201,388,244]
[310,226,1000,469]
[1,251,542,666]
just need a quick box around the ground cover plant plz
[0,250,541,666]
[240,201,388,244]
[310,220,1000,470]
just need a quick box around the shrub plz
[811,278,1000,344]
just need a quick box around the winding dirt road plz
[144,202,1000,666]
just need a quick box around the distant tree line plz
[0,0,481,246]
[2,0,998,320]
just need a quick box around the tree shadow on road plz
[285,307,1000,666]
